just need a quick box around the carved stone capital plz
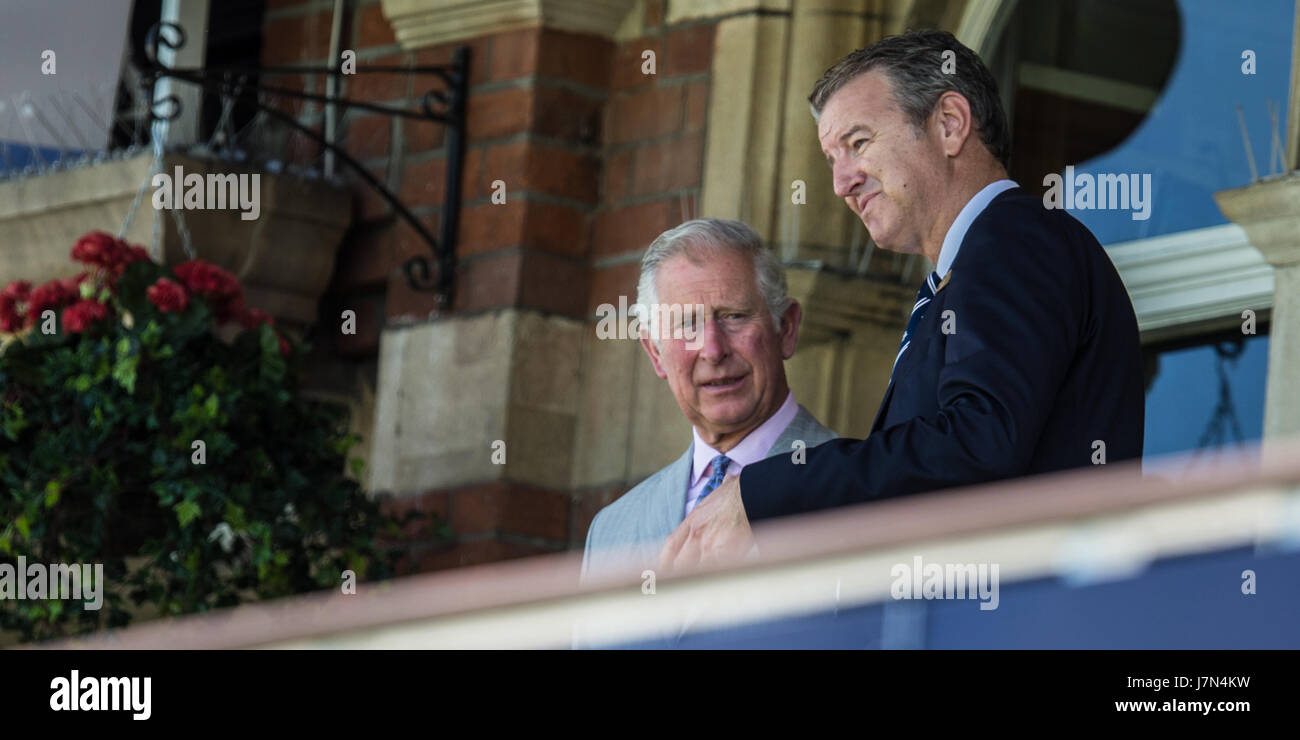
[380,0,638,49]
[785,263,913,345]
[1215,172,1300,267]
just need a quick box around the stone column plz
[1215,174,1300,445]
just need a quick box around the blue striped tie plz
[696,454,732,504]
[893,271,944,375]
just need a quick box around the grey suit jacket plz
[581,404,838,583]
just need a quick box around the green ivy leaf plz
[141,319,163,347]
[43,480,61,509]
[1,403,26,440]
[112,351,139,395]
[14,515,29,539]
[225,501,248,530]
[258,325,286,383]
[174,500,201,528]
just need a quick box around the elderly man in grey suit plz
[581,218,838,585]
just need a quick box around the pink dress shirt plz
[683,390,798,517]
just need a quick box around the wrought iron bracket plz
[134,21,468,308]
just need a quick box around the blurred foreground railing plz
[37,441,1300,649]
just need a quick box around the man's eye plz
[852,138,869,152]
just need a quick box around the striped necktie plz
[893,270,944,375]
[696,454,732,504]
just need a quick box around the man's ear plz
[935,90,973,158]
[639,327,669,379]
[779,299,802,359]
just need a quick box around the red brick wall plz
[260,0,715,572]
[575,6,715,548]
[589,17,712,314]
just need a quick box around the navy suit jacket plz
[740,186,1145,520]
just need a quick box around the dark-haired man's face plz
[817,68,946,256]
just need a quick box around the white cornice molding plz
[1107,223,1274,340]
[1214,173,1300,266]
[380,0,638,49]
[665,0,790,24]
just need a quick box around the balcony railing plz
[38,438,1300,650]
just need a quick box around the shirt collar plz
[690,390,798,486]
[935,179,1018,277]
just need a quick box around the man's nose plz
[693,317,728,362]
[832,161,864,199]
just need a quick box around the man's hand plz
[658,475,755,575]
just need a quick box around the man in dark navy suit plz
[658,29,1145,571]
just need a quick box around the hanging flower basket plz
[0,152,353,330]
[0,231,408,644]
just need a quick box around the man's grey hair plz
[808,29,1010,168]
[634,218,792,342]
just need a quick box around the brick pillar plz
[346,1,634,571]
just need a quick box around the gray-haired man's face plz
[639,249,800,449]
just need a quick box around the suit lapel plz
[767,407,806,457]
[656,445,695,535]
[871,380,896,433]
[873,267,954,433]
[767,404,836,456]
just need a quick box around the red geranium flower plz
[112,244,154,279]
[26,277,82,329]
[0,281,32,332]
[172,260,244,323]
[1,280,31,300]
[71,231,154,282]
[240,307,273,329]
[70,231,119,269]
[146,277,189,313]
[237,306,289,355]
[61,299,109,333]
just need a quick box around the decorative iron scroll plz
[1196,338,1247,452]
[135,21,468,307]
